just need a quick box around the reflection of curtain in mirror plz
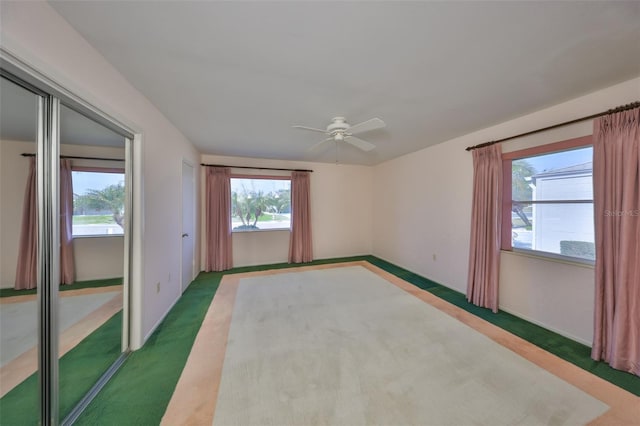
[14,158,76,289]
[60,159,75,284]
[14,158,37,289]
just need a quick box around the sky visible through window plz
[519,146,592,175]
[230,178,290,194]
[72,171,123,194]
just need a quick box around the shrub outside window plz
[72,168,125,237]
[231,176,291,231]
[502,136,594,262]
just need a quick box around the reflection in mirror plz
[58,104,126,421]
[0,76,40,423]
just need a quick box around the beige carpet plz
[212,266,608,426]
[0,291,120,366]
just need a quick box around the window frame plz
[71,165,125,238]
[501,135,594,263]
[229,173,292,233]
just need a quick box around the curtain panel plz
[288,171,313,263]
[14,158,38,290]
[205,167,233,271]
[467,144,502,313]
[14,158,76,289]
[592,107,640,376]
[60,159,75,284]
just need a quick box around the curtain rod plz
[201,163,313,173]
[465,101,640,152]
[21,153,124,162]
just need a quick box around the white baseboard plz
[142,294,181,345]
[498,306,592,347]
[371,253,593,348]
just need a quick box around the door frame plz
[180,159,196,293]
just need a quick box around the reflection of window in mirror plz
[72,169,125,237]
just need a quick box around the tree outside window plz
[230,177,291,231]
[72,170,125,236]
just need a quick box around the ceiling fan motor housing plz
[327,117,350,134]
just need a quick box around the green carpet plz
[0,277,123,298]
[0,310,122,425]
[7,256,637,425]
[72,271,223,425]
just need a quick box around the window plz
[230,176,291,231]
[72,169,125,237]
[502,136,594,262]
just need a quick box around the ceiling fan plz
[292,117,385,152]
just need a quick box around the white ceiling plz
[48,1,640,165]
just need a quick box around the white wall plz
[1,2,201,348]
[373,77,640,345]
[200,154,373,268]
[73,237,124,281]
[0,140,127,288]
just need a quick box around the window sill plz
[502,248,595,269]
[232,228,290,234]
[72,234,124,239]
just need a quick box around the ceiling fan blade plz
[347,118,385,134]
[309,137,333,151]
[345,135,376,152]
[292,125,327,133]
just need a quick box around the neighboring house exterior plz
[531,162,594,259]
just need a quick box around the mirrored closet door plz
[0,67,132,425]
[57,105,127,421]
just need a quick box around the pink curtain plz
[14,158,77,289]
[60,159,75,284]
[14,158,38,290]
[205,167,233,271]
[591,107,640,376]
[288,171,313,263]
[467,144,502,313]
